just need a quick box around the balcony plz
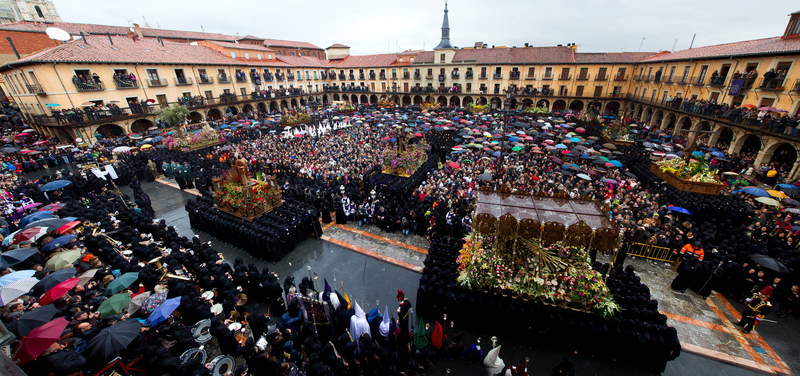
[465,72,473,79]
[693,76,706,86]
[759,77,786,91]
[509,72,520,80]
[614,75,627,81]
[368,74,375,80]
[348,74,355,80]
[403,73,410,79]
[198,76,214,85]
[175,77,193,86]
[235,75,248,83]
[380,74,387,80]
[558,74,571,81]
[287,75,295,81]
[542,74,553,80]
[576,74,589,81]
[74,81,104,92]
[391,74,397,80]
[709,76,727,87]
[642,75,652,82]
[492,73,502,79]
[148,78,168,87]
[359,74,366,80]
[438,75,445,82]
[792,79,800,93]
[678,77,689,85]
[25,83,45,95]
[264,74,273,82]
[633,75,642,82]
[664,77,674,84]
[479,74,488,80]
[413,74,421,80]
[426,75,433,80]
[218,75,231,84]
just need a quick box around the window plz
[146,69,159,81]
[681,66,690,81]
[466,83,472,92]
[257,54,262,59]
[593,86,603,97]
[204,90,213,99]
[697,65,708,82]
[480,67,487,77]
[597,67,607,79]
[240,88,247,96]
[575,85,584,96]
[34,5,43,18]
[579,67,589,79]
[544,67,553,78]
[156,94,168,107]
[267,54,273,59]
[440,53,445,63]
[231,52,237,58]
[527,67,535,78]
[559,85,568,96]
[668,66,676,81]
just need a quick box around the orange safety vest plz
[680,244,705,261]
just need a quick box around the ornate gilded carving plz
[541,221,565,245]
[475,213,496,235]
[591,227,620,252]
[564,221,593,248]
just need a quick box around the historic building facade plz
[0,0,60,24]
[0,6,799,176]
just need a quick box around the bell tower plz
[434,1,453,49]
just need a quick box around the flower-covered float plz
[602,120,635,145]
[381,131,430,178]
[336,103,356,114]
[163,122,223,152]
[466,103,490,113]
[211,156,283,221]
[651,154,724,195]
[280,112,312,127]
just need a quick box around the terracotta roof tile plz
[206,40,274,52]
[262,39,322,50]
[327,53,401,68]
[575,52,656,63]
[276,55,328,67]
[327,43,349,49]
[641,36,800,62]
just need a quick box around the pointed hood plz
[329,291,340,310]
[353,300,365,319]
[379,305,391,337]
[483,345,505,374]
[431,321,444,349]
[324,279,332,294]
[349,300,371,340]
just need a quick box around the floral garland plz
[281,112,312,126]
[381,141,428,177]
[656,157,721,184]
[604,121,633,142]
[456,233,619,317]
[524,107,549,114]
[214,180,279,213]
[421,102,441,111]
[466,104,489,113]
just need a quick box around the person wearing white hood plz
[378,305,391,338]
[483,345,505,376]
[349,300,371,341]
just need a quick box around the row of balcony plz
[633,75,800,93]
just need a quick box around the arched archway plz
[242,104,254,114]
[269,102,278,112]
[322,95,329,105]
[370,94,378,104]
[390,95,400,104]
[652,110,664,127]
[740,134,762,155]
[95,124,124,138]
[663,113,676,131]
[226,106,239,115]
[522,98,533,109]
[333,94,340,101]
[257,102,267,113]
[280,100,289,110]
[588,101,602,113]
[552,100,566,112]
[402,95,411,106]
[536,99,549,109]
[130,119,155,133]
[425,95,434,103]
[290,99,298,108]
[694,121,712,145]
[437,96,448,106]
[636,105,644,120]
[768,143,798,169]
[350,94,358,103]
[207,108,222,121]
[413,95,423,105]
[478,97,488,105]
[677,116,693,136]
[490,97,502,109]
[508,97,518,109]
[568,100,584,112]
[299,98,306,106]
[604,101,620,115]
[715,127,734,148]
[643,107,653,123]
[359,94,368,104]
[188,111,203,123]
[449,96,461,107]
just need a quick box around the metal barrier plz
[624,242,678,264]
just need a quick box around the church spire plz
[434,1,453,49]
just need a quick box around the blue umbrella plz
[40,180,72,192]
[0,270,35,287]
[19,212,56,228]
[1,248,39,267]
[666,206,692,215]
[555,144,567,149]
[569,137,581,143]
[492,151,501,157]
[147,296,181,327]
[735,187,770,198]
[710,151,725,158]
[691,151,705,158]
[41,234,77,253]
[609,160,623,167]
[777,184,800,194]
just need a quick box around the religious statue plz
[229,157,251,185]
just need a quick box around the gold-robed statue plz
[211,156,283,221]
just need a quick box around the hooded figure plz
[378,305,391,337]
[483,345,505,376]
[349,300,370,340]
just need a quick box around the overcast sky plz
[55,0,797,55]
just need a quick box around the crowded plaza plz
[0,1,798,375]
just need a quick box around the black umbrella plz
[9,304,58,337]
[86,320,142,360]
[749,254,790,273]
[31,268,76,296]
[24,218,69,232]
[0,147,18,153]
[1,247,39,266]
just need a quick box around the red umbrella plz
[19,149,36,154]
[38,203,64,212]
[146,99,156,103]
[33,140,49,146]
[13,226,48,244]
[447,162,461,169]
[15,317,68,364]
[55,220,81,235]
[39,277,79,305]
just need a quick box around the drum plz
[192,319,213,344]
[208,355,235,376]
[179,347,207,365]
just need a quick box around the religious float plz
[417,191,680,373]
[601,120,635,146]
[211,157,283,221]
[163,122,223,152]
[280,111,312,127]
[466,103,490,113]
[381,131,430,178]
[651,155,724,195]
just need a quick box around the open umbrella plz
[147,296,182,327]
[735,187,770,198]
[106,272,139,296]
[31,268,75,296]
[41,234,77,253]
[44,249,82,271]
[576,173,591,181]
[39,277,80,305]
[55,220,81,235]
[749,254,789,273]
[767,190,789,199]
[78,268,98,286]
[447,161,461,169]
[0,270,35,287]
[98,293,132,318]
[25,218,69,232]
[37,203,64,213]
[19,212,56,228]
[666,206,692,215]
[127,291,151,314]
[39,180,72,192]
[9,305,58,337]
[755,197,781,207]
[15,317,69,364]
[86,320,142,360]
[0,277,38,306]
[10,227,47,246]
[1,248,39,267]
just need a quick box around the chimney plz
[157,37,164,46]
[107,32,113,45]
[80,32,88,45]
[524,42,529,47]
[132,23,143,40]
[5,37,20,59]
[783,11,800,39]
